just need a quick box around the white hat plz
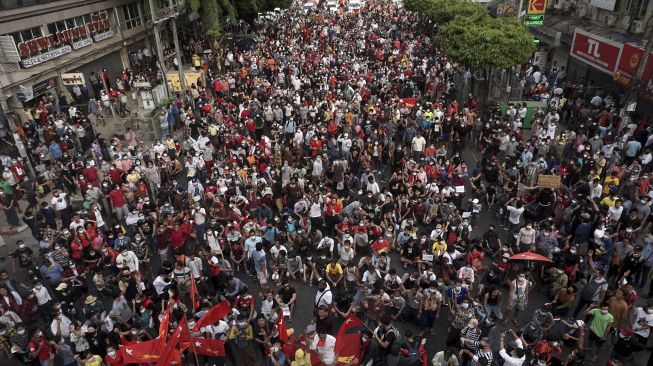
[472,198,479,204]
[210,257,219,265]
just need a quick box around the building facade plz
[0,0,152,120]
[531,0,653,108]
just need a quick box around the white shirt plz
[33,286,51,305]
[115,251,139,272]
[201,320,230,340]
[317,237,335,252]
[411,136,426,152]
[153,275,169,295]
[633,307,653,337]
[507,206,524,225]
[311,333,337,365]
[50,315,72,338]
[499,338,525,366]
[314,284,333,307]
[51,193,68,210]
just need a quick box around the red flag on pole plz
[193,300,231,331]
[276,312,288,343]
[189,276,200,309]
[334,314,364,366]
[156,316,187,366]
[118,339,163,364]
[189,337,226,357]
[158,302,171,346]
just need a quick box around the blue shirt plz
[252,250,267,273]
[265,353,286,366]
[49,143,62,159]
[446,287,468,304]
[40,264,63,284]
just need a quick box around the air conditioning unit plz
[605,14,617,25]
[554,0,566,9]
[632,20,645,34]
[577,5,588,17]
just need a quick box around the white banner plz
[72,38,93,50]
[22,45,72,68]
[93,30,114,42]
[590,0,616,10]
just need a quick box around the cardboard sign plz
[537,174,561,189]
[422,254,434,262]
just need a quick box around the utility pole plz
[148,0,170,98]
[624,25,653,113]
[169,0,186,98]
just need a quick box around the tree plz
[404,0,488,24]
[441,16,535,69]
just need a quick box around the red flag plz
[334,314,364,366]
[179,314,193,351]
[158,302,171,345]
[189,276,200,309]
[276,312,288,343]
[156,316,187,366]
[118,339,163,363]
[189,337,226,357]
[193,300,231,331]
[400,98,417,108]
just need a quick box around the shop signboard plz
[614,43,644,85]
[527,0,547,14]
[570,29,623,74]
[524,14,544,26]
[72,38,93,50]
[61,73,85,85]
[640,52,653,102]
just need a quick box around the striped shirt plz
[471,350,493,366]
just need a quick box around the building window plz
[7,26,42,49]
[121,3,142,29]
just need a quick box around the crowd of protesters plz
[1,0,653,366]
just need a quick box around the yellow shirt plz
[165,139,176,150]
[603,176,619,194]
[432,241,447,256]
[326,263,343,276]
[126,172,141,183]
[83,355,102,366]
[600,196,616,207]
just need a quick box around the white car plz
[327,0,338,11]
[349,0,361,12]
[303,1,315,13]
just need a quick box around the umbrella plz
[509,251,553,263]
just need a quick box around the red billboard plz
[571,29,623,74]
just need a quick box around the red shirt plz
[372,239,390,253]
[108,189,126,208]
[105,352,125,366]
[169,228,187,249]
[29,338,52,361]
[107,169,123,184]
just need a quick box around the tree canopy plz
[404,0,534,69]
[440,16,536,68]
[189,0,292,38]
[404,0,488,24]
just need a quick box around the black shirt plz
[277,286,296,304]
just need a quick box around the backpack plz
[234,323,250,349]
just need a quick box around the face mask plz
[526,225,532,229]
[519,276,526,281]
[455,286,461,291]
[17,329,25,335]
[34,285,42,291]
[239,321,247,326]
[18,244,25,249]
[601,309,609,315]
[107,351,116,357]
[461,303,469,309]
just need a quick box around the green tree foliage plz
[200,0,223,39]
[441,16,535,68]
[220,0,238,21]
[234,0,260,21]
[404,0,488,24]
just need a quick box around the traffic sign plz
[527,0,547,14]
[524,14,544,26]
